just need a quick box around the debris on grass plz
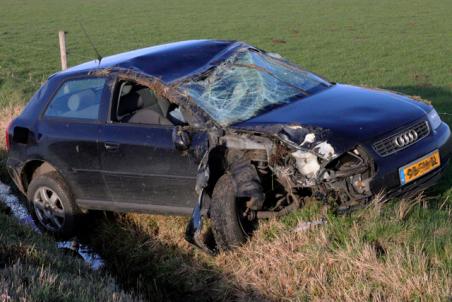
[293,218,327,232]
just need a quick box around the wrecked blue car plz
[6,40,452,251]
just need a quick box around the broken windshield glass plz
[181,49,330,126]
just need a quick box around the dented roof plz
[61,40,245,83]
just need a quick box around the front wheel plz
[210,174,257,251]
[27,172,81,238]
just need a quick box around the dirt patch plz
[271,38,287,44]
[411,72,432,87]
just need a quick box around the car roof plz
[57,39,246,83]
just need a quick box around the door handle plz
[104,142,120,152]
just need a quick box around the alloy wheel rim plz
[33,186,65,232]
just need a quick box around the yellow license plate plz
[399,150,441,185]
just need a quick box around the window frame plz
[41,75,108,124]
[106,78,177,129]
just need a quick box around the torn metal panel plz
[221,134,267,150]
[185,189,216,254]
[231,123,337,154]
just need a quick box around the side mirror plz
[172,127,191,151]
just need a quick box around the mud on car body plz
[6,40,452,251]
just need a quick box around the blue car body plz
[6,39,452,220]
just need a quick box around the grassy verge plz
[82,197,451,301]
[0,208,139,301]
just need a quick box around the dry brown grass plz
[0,104,22,149]
[110,193,451,301]
[0,105,23,181]
[105,205,450,302]
[215,220,449,301]
[397,194,424,221]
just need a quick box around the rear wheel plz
[210,174,257,251]
[27,172,81,238]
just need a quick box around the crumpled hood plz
[234,84,431,144]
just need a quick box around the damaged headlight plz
[427,109,442,130]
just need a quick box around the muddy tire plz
[27,172,81,238]
[210,173,256,251]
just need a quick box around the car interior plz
[113,81,187,126]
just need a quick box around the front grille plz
[373,120,430,157]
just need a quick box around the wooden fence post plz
[58,31,68,70]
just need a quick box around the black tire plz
[210,173,256,251]
[27,172,81,238]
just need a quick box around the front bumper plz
[386,159,448,198]
[369,121,452,197]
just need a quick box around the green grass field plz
[0,0,451,301]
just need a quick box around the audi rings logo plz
[394,130,418,147]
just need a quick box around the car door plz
[98,122,207,214]
[39,76,108,201]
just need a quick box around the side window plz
[45,78,106,120]
[113,81,187,126]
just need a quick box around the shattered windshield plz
[181,49,331,126]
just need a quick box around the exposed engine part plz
[333,150,368,178]
[188,127,374,251]
[268,142,373,211]
[291,150,320,178]
[255,160,269,175]
[313,141,336,160]
[255,196,301,219]
[323,146,374,205]
[186,128,374,253]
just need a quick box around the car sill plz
[76,199,193,216]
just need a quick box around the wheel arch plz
[21,160,58,192]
